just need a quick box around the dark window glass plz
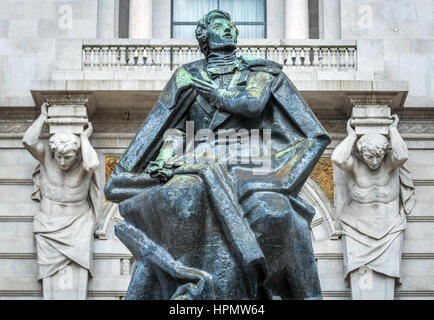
[172,0,266,39]
[119,0,130,38]
[308,0,319,39]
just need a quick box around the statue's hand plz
[390,114,399,129]
[147,160,173,182]
[346,119,356,137]
[191,82,217,99]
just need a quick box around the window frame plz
[170,0,267,39]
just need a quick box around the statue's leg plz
[350,266,395,300]
[42,262,89,300]
[242,191,322,300]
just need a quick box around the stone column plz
[285,0,309,39]
[323,0,341,39]
[97,0,117,38]
[129,0,153,39]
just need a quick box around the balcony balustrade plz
[81,39,357,72]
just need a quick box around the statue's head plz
[356,133,389,170]
[196,9,239,57]
[49,133,81,170]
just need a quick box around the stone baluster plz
[338,48,347,70]
[294,47,302,68]
[267,47,276,62]
[321,48,329,69]
[127,47,136,69]
[251,47,259,58]
[181,47,188,66]
[119,47,127,69]
[303,47,311,68]
[154,47,162,70]
[348,48,356,70]
[83,47,92,69]
[101,47,109,70]
[276,47,285,65]
[312,47,320,69]
[145,47,152,69]
[259,47,266,60]
[137,47,145,68]
[241,47,249,57]
[163,47,171,70]
[193,47,201,62]
[330,47,338,69]
[109,47,118,70]
[172,47,180,69]
[92,47,101,70]
[286,47,295,67]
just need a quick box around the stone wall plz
[0,0,98,106]
[340,0,434,107]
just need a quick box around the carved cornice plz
[348,96,395,107]
[44,97,88,106]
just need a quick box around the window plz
[172,0,266,39]
[308,0,319,39]
[119,0,130,38]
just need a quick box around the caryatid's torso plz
[39,143,92,205]
[342,151,401,238]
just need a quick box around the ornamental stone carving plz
[22,101,103,300]
[332,106,415,300]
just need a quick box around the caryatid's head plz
[356,133,389,170]
[196,9,239,57]
[49,133,81,170]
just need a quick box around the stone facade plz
[0,0,433,300]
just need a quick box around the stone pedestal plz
[348,97,394,135]
[44,98,89,134]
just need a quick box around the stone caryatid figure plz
[105,10,330,300]
[332,115,415,299]
[23,102,102,300]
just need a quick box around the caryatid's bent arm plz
[331,122,357,172]
[22,106,48,163]
[389,124,408,168]
[331,136,356,172]
[81,131,100,173]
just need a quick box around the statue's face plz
[54,150,79,170]
[361,149,386,170]
[207,18,237,52]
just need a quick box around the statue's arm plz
[104,166,161,203]
[80,122,100,174]
[331,119,356,172]
[389,114,408,168]
[22,102,48,162]
[193,72,274,118]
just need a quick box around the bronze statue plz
[105,10,330,300]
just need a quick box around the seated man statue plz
[105,9,330,300]
[332,115,415,299]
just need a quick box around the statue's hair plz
[49,133,81,154]
[356,134,389,155]
[195,9,239,57]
